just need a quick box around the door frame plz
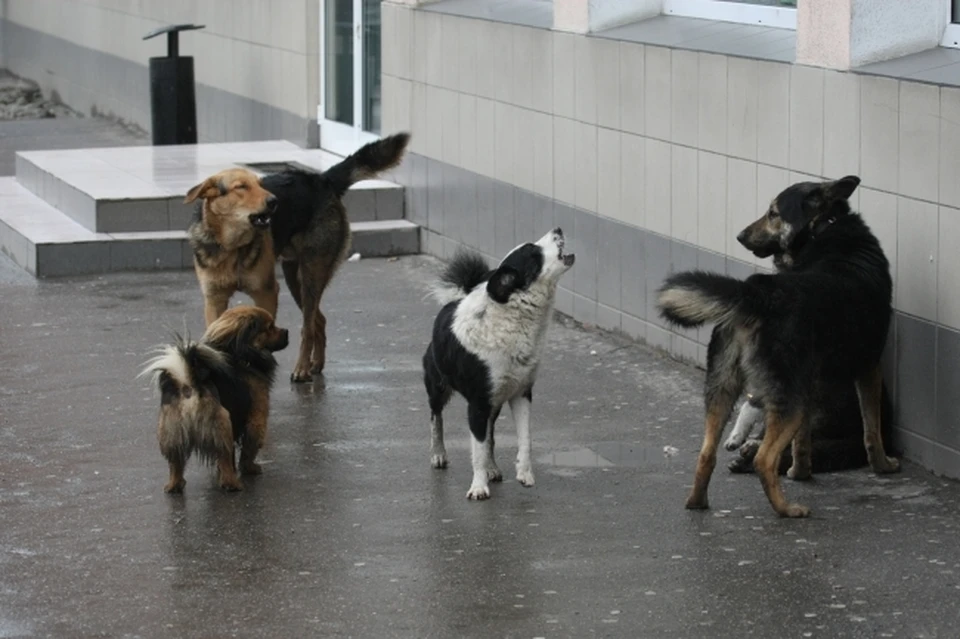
[318,0,380,156]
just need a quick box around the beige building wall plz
[1,0,320,144]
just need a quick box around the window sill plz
[856,47,960,88]
[594,15,795,63]
[421,0,553,30]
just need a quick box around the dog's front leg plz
[724,400,761,451]
[203,293,230,327]
[214,407,242,492]
[510,390,535,486]
[466,403,496,500]
[240,391,269,476]
[248,277,280,324]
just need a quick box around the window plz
[662,0,797,29]
[943,0,960,47]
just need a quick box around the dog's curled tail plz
[139,335,229,397]
[431,249,491,305]
[657,270,757,328]
[323,132,411,197]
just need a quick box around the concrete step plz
[0,178,419,278]
[14,140,405,235]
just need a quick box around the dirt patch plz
[0,70,79,120]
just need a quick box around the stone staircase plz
[0,140,419,277]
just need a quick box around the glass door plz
[319,0,382,155]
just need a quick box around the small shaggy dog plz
[142,306,288,493]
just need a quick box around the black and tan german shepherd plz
[657,175,900,518]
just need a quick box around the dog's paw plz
[738,439,761,460]
[241,461,263,476]
[781,503,811,518]
[727,457,754,474]
[219,477,244,492]
[516,467,535,487]
[872,455,901,474]
[466,483,491,500]
[431,453,448,469]
[723,433,747,452]
[163,479,186,494]
[786,464,812,481]
[684,494,710,510]
[485,465,503,483]
[290,367,313,383]
[310,360,326,375]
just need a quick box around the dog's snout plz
[736,228,748,246]
[553,227,564,238]
[266,194,278,212]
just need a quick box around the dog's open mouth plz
[249,213,271,228]
[562,253,576,266]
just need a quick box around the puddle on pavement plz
[539,443,679,469]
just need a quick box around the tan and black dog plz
[142,306,289,493]
[185,132,411,382]
[657,175,899,518]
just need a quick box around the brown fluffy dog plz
[142,306,288,493]
[185,133,410,382]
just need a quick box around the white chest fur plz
[451,283,557,404]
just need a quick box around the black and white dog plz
[422,229,575,500]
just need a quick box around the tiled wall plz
[382,3,960,479]
[0,0,318,145]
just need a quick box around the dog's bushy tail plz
[431,249,491,305]
[139,335,229,395]
[657,270,764,328]
[323,132,411,197]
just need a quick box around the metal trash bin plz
[143,24,205,146]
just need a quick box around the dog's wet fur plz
[658,175,899,518]
[141,306,289,494]
[422,229,575,500]
[186,132,410,382]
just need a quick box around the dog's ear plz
[823,175,861,202]
[184,178,221,204]
[487,266,520,304]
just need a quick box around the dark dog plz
[423,230,575,500]
[186,132,410,382]
[142,306,288,493]
[657,175,899,518]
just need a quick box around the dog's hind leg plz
[687,326,743,510]
[754,411,809,517]
[466,403,495,500]
[510,389,535,487]
[281,259,303,308]
[289,261,335,382]
[855,364,900,474]
[240,390,269,477]
[423,346,452,469]
[213,407,243,492]
[484,407,503,482]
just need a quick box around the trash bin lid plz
[143,24,206,40]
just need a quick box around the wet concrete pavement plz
[1,253,959,639]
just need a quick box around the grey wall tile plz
[895,314,937,439]
[493,181,516,258]
[573,293,598,326]
[533,197,555,236]
[514,189,537,244]
[935,326,960,451]
[644,231,671,325]
[375,188,405,221]
[442,165,462,243]
[620,224,646,320]
[597,303,622,333]
[726,257,754,280]
[427,158,445,236]
[881,312,898,409]
[573,208,598,302]
[408,154,428,226]
[555,285,574,317]
[476,176,497,256]
[597,216,622,310]
[458,169,479,248]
